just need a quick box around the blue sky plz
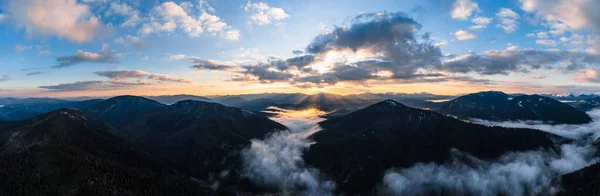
[0,0,599,97]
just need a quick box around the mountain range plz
[0,91,599,194]
[303,100,564,193]
[0,109,218,195]
[438,91,592,124]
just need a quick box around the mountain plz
[560,161,600,196]
[438,91,592,124]
[540,93,599,101]
[119,100,286,188]
[303,100,563,193]
[215,96,248,106]
[147,94,213,105]
[0,109,216,195]
[231,98,277,111]
[567,97,600,112]
[0,99,103,121]
[86,96,165,126]
[0,97,67,105]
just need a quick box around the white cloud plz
[108,2,142,27]
[455,29,476,40]
[527,31,549,39]
[450,0,480,20]
[222,30,241,41]
[496,8,520,33]
[536,39,558,46]
[244,1,289,25]
[471,16,492,29]
[139,2,240,40]
[435,41,449,48]
[5,0,102,42]
[15,44,31,53]
[168,54,187,60]
[115,35,146,49]
[518,0,600,33]
[519,0,537,12]
[241,107,335,195]
[38,49,52,56]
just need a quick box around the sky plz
[0,0,599,97]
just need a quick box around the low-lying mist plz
[382,110,600,196]
[240,107,335,195]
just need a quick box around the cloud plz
[39,80,147,92]
[244,1,290,25]
[94,70,150,80]
[4,0,103,42]
[241,107,335,195]
[450,0,479,20]
[115,35,146,49]
[437,47,596,75]
[15,44,31,53]
[382,110,600,195]
[454,29,476,40]
[531,74,547,79]
[536,39,558,46]
[38,49,52,55]
[222,30,241,41]
[40,68,193,92]
[305,12,442,79]
[519,0,600,33]
[168,54,187,60]
[471,16,492,29]
[496,8,520,33]
[53,44,118,68]
[0,74,10,82]
[147,73,194,83]
[527,31,549,39]
[139,2,240,39]
[242,64,295,82]
[94,69,194,83]
[108,2,142,27]
[188,57,236,71]
[26,71,44,76]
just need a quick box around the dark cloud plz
[292,50,304,55]
[188,57,235,71]
[439,49,598,75]
[94,70,149,80]
[147,74,194,83]
[306,12,421,53]
[53,45,118,68]
[0,74,10,82]
[305,12,442,80]
[269,55,316,71]
[26,71,44,76]
[126,35,146,49]
[182,12,600,88]
[94,69,194,83]
[39,80,147,92]
[242,64,294,82]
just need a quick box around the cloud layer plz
[241,107,335,195]
[39,69,193,91]
[381,109,600,195]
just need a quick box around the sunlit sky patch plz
[0,0,599,97]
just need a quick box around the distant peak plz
[47,108,89,121]
[384,99,399,106]
[372,99,405,108]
